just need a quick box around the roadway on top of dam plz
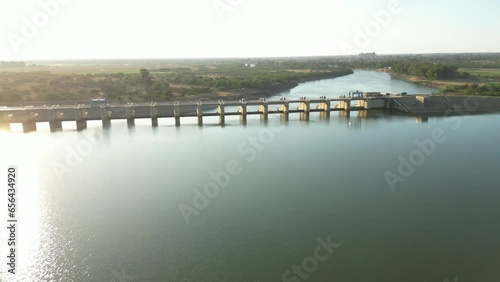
[0,97,367,110]
[2,95,500,124]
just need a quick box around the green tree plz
[140,69,154,95]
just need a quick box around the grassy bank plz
[459,68,500,79]
[440,83,500,96]
[390,72,500,96]
[390,72,497,88]
[0,61,353,104]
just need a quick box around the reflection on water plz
[415,116,430,123]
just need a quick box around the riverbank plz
[0,69,355,106]
[390,73,500,90]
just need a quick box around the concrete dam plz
[1,95,499,133]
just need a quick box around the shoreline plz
[0,70,355,107]
[219,70,354,101]
[347,68,445,89]
[389,73,446,89]
[389,72,500,90]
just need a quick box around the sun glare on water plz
[0,130,83,280]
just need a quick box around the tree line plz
[390,61,458,79]
[159,69,353,91]
[0,65,354,103]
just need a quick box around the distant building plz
[359,52,377,59]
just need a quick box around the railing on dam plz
[0,97,392,133]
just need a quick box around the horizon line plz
[2,51,500,63]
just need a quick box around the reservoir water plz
[272,70,439,100]
[1,71,500,282]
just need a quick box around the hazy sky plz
[0,0,499,60]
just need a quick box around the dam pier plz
[0,97,370,132]
[1,95,499,133]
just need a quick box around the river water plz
[272,70,439,100]
[1,71,500,282]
